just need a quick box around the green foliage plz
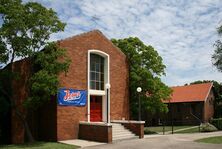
[212,23,222,72]
[0,0,66,64]
[210,118,222,130]
[189,80,222,118]
[200,123,218,132]
[0,0,68,109]
[24,42,70,109]
[112,37,172,119]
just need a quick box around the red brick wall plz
[79,123,112,143]
[204,90,214,122]
[57,30,129,140]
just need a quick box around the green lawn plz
[0,142,79,149]
[195,136,222,144]
[145,126,194,133]
[174,127,200,133]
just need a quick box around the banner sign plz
[58,88,87,106]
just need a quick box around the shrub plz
[200,123,218,132]
[210,118,222,130]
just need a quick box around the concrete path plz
[83,131,222,149]
[59,139,105,148]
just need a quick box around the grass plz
[144,129,158,134]
[174,127,200,133]
[0,141,79,149]
[195,136,222,144]
[145,126,194,133]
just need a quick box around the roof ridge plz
[92,30,126,57]
[57,29,101,43]
[204,83,213,102]
[171,82,213,88]
[57,29,126,57]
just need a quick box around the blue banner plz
[58,88,87,106]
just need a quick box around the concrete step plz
[113,132,134,136]
[113,131,133,135]
[113,130,134,134]
[113,128,127,131]
[112,125,125,128]
[112,123,138,141]
[113,133,135,138]
[113,127,127,130]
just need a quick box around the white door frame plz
[87,50,110,122]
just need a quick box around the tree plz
[189,80,222,118]
[212,23,222,71]
[112,37,172,119]
[24,42,70,109]
[0,0,69,142]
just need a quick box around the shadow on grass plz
[144,129,158,135]
[0,141,79,149]
[0,141,44,148]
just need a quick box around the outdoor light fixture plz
[105,83,111,89]
[137,87,142,93]
[106,83,111,124]
[137,87,142,121]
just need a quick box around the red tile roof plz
[164,82,213,103]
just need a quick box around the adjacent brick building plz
[9,30,131,143]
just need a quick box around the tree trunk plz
[13,107,35,143]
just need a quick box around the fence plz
[144,119,201,135]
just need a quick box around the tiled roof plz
[164,82,213,103]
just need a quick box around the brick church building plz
[4,30,144,144]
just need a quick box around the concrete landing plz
[59,139,106,148]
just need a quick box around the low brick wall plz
[112,120,145,138]
[78,122,112,143]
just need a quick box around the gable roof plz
[57,29,126,57]
[165,82,213,103]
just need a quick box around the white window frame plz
[87,50,110,122]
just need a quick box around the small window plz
[90,54,104,90]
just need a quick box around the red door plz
[90,96,102,122]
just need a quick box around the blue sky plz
[27,0,222,86]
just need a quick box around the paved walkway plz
[162,126,199,134]
[59,139,105,148]
[83,131,222,149]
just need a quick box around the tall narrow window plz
[90,54,104,90]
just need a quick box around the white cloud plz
[27,0,222,86]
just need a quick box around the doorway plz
[90,96,102,122]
